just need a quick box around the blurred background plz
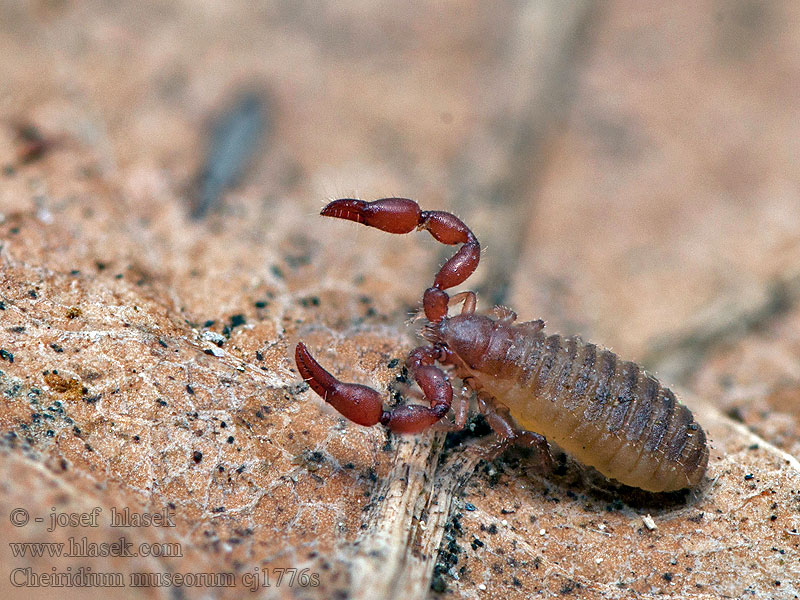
[1,1,800,598]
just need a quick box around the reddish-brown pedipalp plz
[295,198,709,492]
[295,197,477,434]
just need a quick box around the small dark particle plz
[255,350,264,361]
[559,580,580,594]
[186,385,195,395]
[299,296,320,307]
[192,451,203,463]
[156,399,168,406]
[744,473,754,481]
[662,572,673,582]
[748,443,759,450]
[95,261,107,271]
[211,506,225,513]
[464,503,476,511]
[254,300,268,308]
[203,320,216,328]
[688,512,704,523]
[158,339,168,348]
[229,314,246,329]
[606,499,625,512]
[553,461,569,476]
[0,349,14,363]
[49,343,64,353]
[444,413,492,451]
[190,93,267,219]
[203,349,215,355]
[0,301,5,310]
[133,435,140,442]
[770,515,777,521]
[430,572,447,593]
[227,436,234,444]
[270,265,284,280]
[28,289,38,299]
[15,124,48,163]
[726,406,745,422]
[470,537,484,550]
[220,421,227,428]
[387,358,399,369]
[236,465,245,474]
[285,250,312,270]
[9,326,24,334]
[84,395,100,404]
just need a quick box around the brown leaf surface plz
[1,2,799,599]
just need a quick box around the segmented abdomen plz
[442,316,708,492]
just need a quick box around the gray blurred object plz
[190,92,268,219]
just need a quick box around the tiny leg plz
[476,394,554,472]
[450,291,477,316]
[433,385,470,432]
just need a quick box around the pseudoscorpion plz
[295,198,708,492]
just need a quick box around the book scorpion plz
[295,198,709,492]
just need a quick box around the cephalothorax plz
[295,198,708,492]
